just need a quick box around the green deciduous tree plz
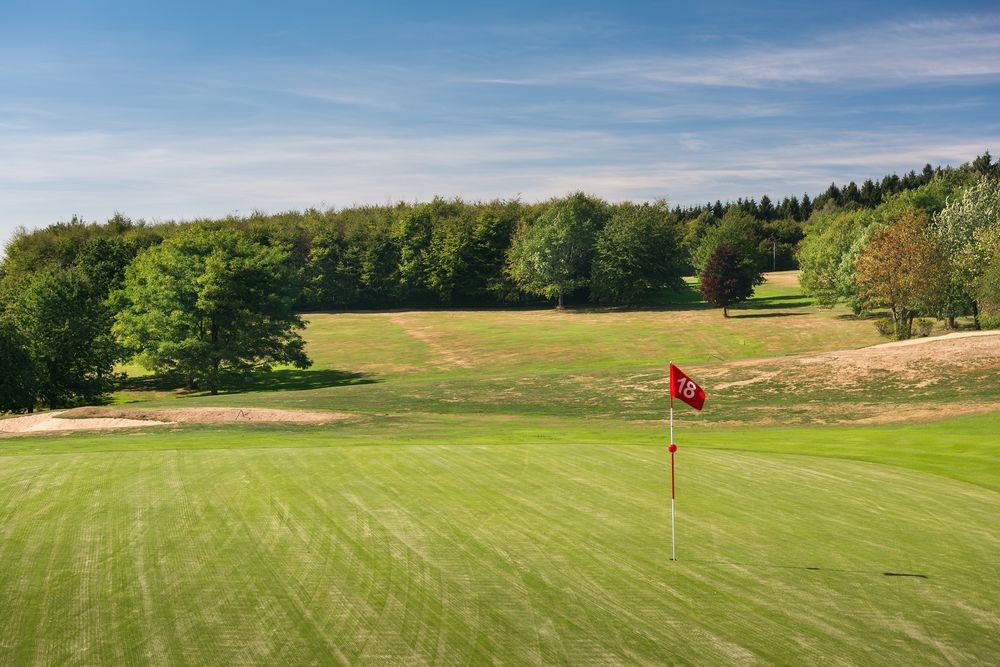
[13,267,122,407]
[800,173,974,313]
[797,207,866,307]
[591,202,685,304]
[855,210,948,340]
[114,228,311,394]
[761,218,804,271]
[692,208,766,275]
[975,241,1000,322]
[0,317,36,413]
[506,193,608,307]
[74,236,137,296]
[305,206,402,309]
[932,176,1000,328]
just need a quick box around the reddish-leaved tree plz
[699,244,758,317]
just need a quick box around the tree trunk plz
[210,359,220,395]
[972,301,981,330]
[894,310,913,340]
[210,320,221,394]
[557,292,564,309]
[723,305,729,317]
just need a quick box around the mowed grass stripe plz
[4,411,998,490]
[1,442,997,664]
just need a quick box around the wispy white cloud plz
[613,102,793,123]
[2,9,998,250]
[465,14,1000,90]
[1,124,994,242]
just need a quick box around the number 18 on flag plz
[669,363,706,411]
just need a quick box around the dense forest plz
[1,152,999,411]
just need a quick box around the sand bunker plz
[0,412,171,434]
[0,407,349,436]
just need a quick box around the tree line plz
[1,152,998,411]
[798,154,1000,339]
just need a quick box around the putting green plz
[1,424,997,664]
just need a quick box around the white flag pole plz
[669,363,677,561]
[670,460,676,561]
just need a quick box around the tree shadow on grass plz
[727,312,808,319]
[689,559,928,578]
[118,368,378,395]
[117,374,182,392]
[233,369,379,393]
[742,295,814,310]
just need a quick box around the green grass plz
[107,272,899,423]
[1,417,998,664]
[3,272,999,664]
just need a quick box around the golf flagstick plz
[669,392,677,561]
[667,361,703,562]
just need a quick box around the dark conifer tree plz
[758,195,775,220]
[800,193,813,220]
[823,182,843,207]
[842,181,861,206]
[859,179,879,208]
[881,173,900,195]
[972,151,993,175]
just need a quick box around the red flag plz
[669,363,706,411]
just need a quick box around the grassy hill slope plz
[2,273,998,664]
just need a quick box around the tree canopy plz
[113,228,312,394]
[691,208,766,275]
[0,317,36,413]
[798,171,977,313]
[590,202,686,305]
[11,266,121,407]
[1,153,997,412]
[854,210,948,339]
[933,176,1000,328]
[506,193,608,307]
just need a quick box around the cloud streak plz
[1,8,998,248]
[1,124,993,237]
[468,15,1000,90]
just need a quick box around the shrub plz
[914,318,934,337]
[873,317,895,338]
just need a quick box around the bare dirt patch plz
[0,407,350,436]
[728,331,1000,387]
[704,331,1000,424]
[388,314,476,369]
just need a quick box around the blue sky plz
[1,0,998,246]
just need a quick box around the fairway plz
[2,274,999,664]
